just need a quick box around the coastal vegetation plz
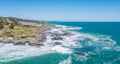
[0,17,51,46]
[0,23,4,29]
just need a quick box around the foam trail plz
[59,56,72,64]
[0,44,53,62]
[55,25,82,30]
[51,45,72,54]
[73,53,89,61]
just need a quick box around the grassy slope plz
[0,17,49,40]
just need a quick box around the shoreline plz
[0,24,77,62]
[0,24,55,47]
[0,17,56,47]
[0,23,117,63]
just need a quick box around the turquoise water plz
[48,22,120,45]
[0,22,120,64]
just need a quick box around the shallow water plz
[0,22,120,64]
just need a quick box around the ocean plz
[0,22,120,64]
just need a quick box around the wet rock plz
[53,42,62,45]
[52,32,63,36]
[52,36,63,40]
[63,32,74,36]
[6,40,14,43]
[74,51,86,56]
[63,32,71,35]
[14,42,25,45]
[24,41,31,44]
[0,41,3,43]
[39,34,47,42]
[0,39,15,44]
[29,43,44,47]
[21,36,27,38]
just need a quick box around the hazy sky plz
[0,0,120,21]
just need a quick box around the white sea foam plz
[114,46,120,51]
[59,56,72,64]
[51,45,72,54]
[0,44,53,62]
[55,25,82,30]
[74,54,88,61]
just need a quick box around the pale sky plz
[0,0,120,21]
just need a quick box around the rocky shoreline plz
[0,16,77,47]
[0,17,58,47]
[0,24,56,47]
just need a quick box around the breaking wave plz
[59,56,72,64]
[0,24,119,63]
[0,44,53,62]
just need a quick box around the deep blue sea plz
[0,22,120,64]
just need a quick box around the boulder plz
[29,43,44,47]
[74,51,86,56]
[63,32,73,36]
[53,42,62,45]
[52,32,63,36]
[39,34,47,42]
[14,42,25,45]
[24,41,30,44]
[52,36,63,40]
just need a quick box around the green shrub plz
[9,24,14,29]
[0,23,4,29]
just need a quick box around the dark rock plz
[29,43,44,47]
[74,51,86,56]
[63,32,70,35]
[21,36,27,38]
[52,32,63,36]
[0,41,3,43]
[52,36,63,40]
[14,42,25,45]
[53,42,62,45]
[7,40,14,43]
[63,32,74,36]
[38,34,47,42]
[24,41,30,44]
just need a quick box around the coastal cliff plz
[0,17,53,46]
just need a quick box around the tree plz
[0,23,4,29]
[9,24,14,29]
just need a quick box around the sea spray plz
[0,44,53,62]
[59,56,72,64]
[51,45,72,54]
